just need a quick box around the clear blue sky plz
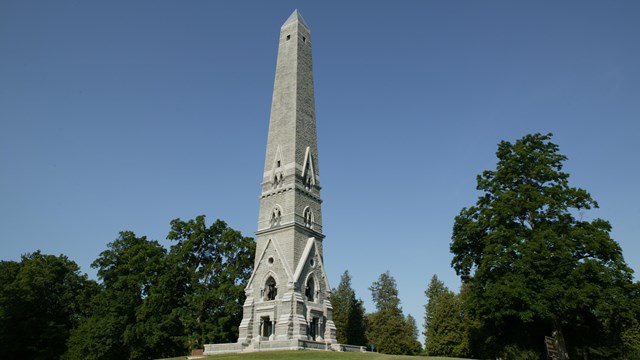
[2,0,639,341]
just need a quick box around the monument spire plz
[205,11,351,354]
[238,9,335,347]
[259,8,322,249]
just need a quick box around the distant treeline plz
[0,216,254,359]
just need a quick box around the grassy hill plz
[162,350,473,360]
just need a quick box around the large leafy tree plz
[450,133,640,359]
[331,270,367,346]
[424,275,472,357]
[366,271,421,355]
[65,231,171,360]
[167,215,255,348]
[0,252,98,360]
[65,216,254,359]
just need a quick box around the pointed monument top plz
[283,9,309,29]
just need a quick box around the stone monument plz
[204,10,364,354]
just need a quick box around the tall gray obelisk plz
[236,9,337,347]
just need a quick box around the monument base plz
[203,339,365,355]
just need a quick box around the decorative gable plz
[301,146,316,190]
[245,237,293,295]
[293,237,331,294]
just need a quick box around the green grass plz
[160,350,473,360]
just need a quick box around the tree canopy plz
[65,231,174,360]
[331,270,367,346]
[166,215,255,347]
[366,271,422,355]
[424,275,471,357]
[450,133,640,359]
[0,252,98,360]
[64,215,254,359]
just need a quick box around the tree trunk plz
[552,317,569,360]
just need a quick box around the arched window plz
[305,276,315,302]
[270,206,282,226]
[303,207,313,228]
[265,276,277,301]
[272,173,284,189]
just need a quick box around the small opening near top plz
[286,35,291,40]
[277,160,281,167]
[302,36,306,43]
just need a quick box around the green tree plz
[331,270,367,346]
[123,253,188,359]
[450,133,639,359]
[366,271,421,355]
[0,260,21,357]
[65,216,254,359]
[65,231,170,360]
[0,252,97,360]
[404,314,424,355]
[424,275,447,345]
[167,215,255,348]
[424,275,471,357]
